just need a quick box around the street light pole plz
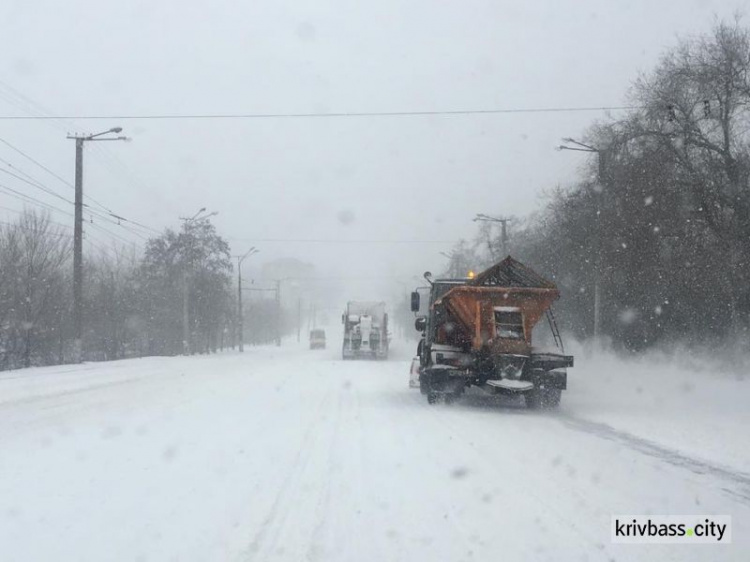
[179,208,217,355]
[473,214,511,257]
[73,139,83,357]
[67,127,128,361]
[235,247,259,352]
[558,138,607,342]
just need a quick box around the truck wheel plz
[524,390,542,410]
[419,372,430,395]
[427,392,440,405]
[544,388,561,408]
[525,387,561,409]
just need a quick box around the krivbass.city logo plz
[611,515,732,544]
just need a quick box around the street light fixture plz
[66,127,128,362]
[190,207,207,221]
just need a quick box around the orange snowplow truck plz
[411,256,573,408]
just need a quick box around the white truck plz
[342,301,389,360]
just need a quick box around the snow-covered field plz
[1,341,748,561]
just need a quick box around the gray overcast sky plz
[0,0,743,301]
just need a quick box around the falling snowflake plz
[618,309,638,324]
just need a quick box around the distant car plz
[409,356,421,388]
[309,329,326,349]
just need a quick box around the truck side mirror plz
[415,317,426,332]
[410,291,420,312]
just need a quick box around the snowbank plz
[564,343,750,473]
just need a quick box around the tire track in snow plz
[559,414,750,503]
[240,384,334,562]
[391,386,494,559]
[304,382,350,562]
[412,393,609,559]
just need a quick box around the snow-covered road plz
[1,343,748,561]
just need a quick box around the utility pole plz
[439,251,460,277]
[240,285,276,345]
[235,247,259,352]
[178,208,218,355]
[182,272,190,355]
[558,138,608,342]
[73,139,83,358]
[473,214,511,257]
[67,127,127,362]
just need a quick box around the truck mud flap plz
[422,368,465,394]
[529,354,574,371]
[527,369,567,390]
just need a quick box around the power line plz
[226,237,457,244]
[0,155,62,193]
[0,182,74,217]
[0,87,159,250]
[0,158,120,229]
[0,166,74,205]
[0,136,154,229]
[0,88,145,217]
[0,160,148,239]
[0,183,146,246]
[0,105,638,121]
[0,205,74,230]
[0,219,70,234]
[0,80,71,127]
[88,142,157,204]
[87,220,138,246]
[0,137,74,188]
[0,136,159,239]
[0,135,122,217]
[0,218,131,261]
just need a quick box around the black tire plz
[544,388,562,408]
[427,392,440,405]
[444,393,459,405]
[419,371,430,395]
[524,390,543,410]
[525,387,561,410]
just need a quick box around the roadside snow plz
[564,344,750,474]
